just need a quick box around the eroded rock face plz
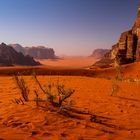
[10,44,56,59]
[112,5,140,64]
[136,33,140,61]
[90,49,110,59]
[93,49,112,67]
[94,5,140,66]
[0,43,40,66]
[25,46,56,59]
[9,44,25,54]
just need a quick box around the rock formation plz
[0,43,40,66]
[10,44,56,59]
[94,4,140,66]
[90,49,110,59]
[9,44,25,54]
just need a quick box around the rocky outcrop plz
[111,30,137,64]
[9,44,25,54]
[90,49,110,59]
[111,5,140,64]
[25,46,56,59]
[0,43,40,66]
[93,50,113,67]
[94,5,140,66]
[10,44,56,59]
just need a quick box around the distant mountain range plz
[9,44,56,59]
[90,49,110,59]
[0,43,40,66]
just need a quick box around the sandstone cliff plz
[0,43,40,66]
[90,49,110,59]
[10,44,56,59]
[94,5,140,66]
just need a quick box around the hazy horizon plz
[0,0,139,56]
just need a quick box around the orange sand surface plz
[37,57,97,68]
[0,62,139,139]
[0,73,140,139]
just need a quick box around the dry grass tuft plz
[111,57,122,96]
[14,74,29,102]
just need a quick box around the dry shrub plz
[111,56,121,96]
[14,74,29,102]
[13,74,100,120]
[111,80,119,96]
[33,73,75,108]
[114,57,122,81]
[13,73,90,119]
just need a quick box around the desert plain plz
[0,57,139,140]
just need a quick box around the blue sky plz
[0,0,139,56]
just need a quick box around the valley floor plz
[37,56,97,68]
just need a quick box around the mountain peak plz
[1,42,7,47]
[133,4,140,33]
[0,43,40,66]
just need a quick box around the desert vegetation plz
[13,73,98,120]
[0,1,140,139]
[0,57,139,139]
[111,56,140,96]
[14,73,75,109]
[0,64,139,139]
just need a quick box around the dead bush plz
[32,73,75,108]
[14,74,29,102]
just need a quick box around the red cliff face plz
[111,5,140,64]
[94,5,140,66]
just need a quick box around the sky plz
[0,0,139,56]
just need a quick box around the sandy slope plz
[89,62,140,79]
[0,72,140,139]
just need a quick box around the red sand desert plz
[0,60,140,139]
[38,56,97,68]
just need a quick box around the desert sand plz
[37,56,97,68]
[0,62,140,139]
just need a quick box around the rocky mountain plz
[90,49,110,59]
[9,44,25,54]
[0,43,40,66]
[10,44,56,59]
[94,5,140,66]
